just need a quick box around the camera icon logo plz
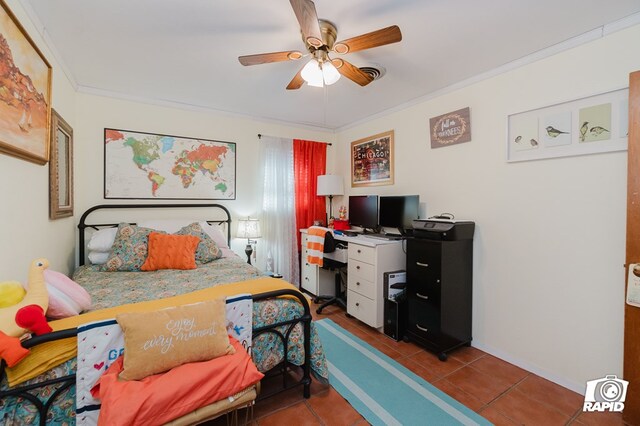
[583,375,628,412]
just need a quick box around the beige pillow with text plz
[116,298,235,381]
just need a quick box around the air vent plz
[359,65,386,81]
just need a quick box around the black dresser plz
[405,220,475,361]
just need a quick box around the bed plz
[0,204,328,425]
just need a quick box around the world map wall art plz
[104,128,236,200]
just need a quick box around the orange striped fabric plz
[307,226,331,267]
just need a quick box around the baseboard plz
[471,342,585,395]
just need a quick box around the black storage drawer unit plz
[405,220,475,361]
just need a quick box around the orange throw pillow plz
[141,232,200,271]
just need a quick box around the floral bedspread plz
[0,257,328,424]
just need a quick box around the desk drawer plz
[349,275,375,299]
[347,290,376,327]
[348,259,375,282]
[348,243,375,264]
[300,262,316,294]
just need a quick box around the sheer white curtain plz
[256,136,299,285]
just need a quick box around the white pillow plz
[199,222,229,249]
[87,228,118,252]
[88,251,110,265]
[219,248,236,259]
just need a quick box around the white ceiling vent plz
[359,65,386,81]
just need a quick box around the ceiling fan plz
[238,0,402,90]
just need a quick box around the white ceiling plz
[25,0,640,130]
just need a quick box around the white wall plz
[73,93,334,258]
[0,0,77,282]
[334,24,640,393]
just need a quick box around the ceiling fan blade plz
[239,51,303,66]
[331,58,373,86]
[286,67,305,90]
[333,25,402,54]
[290,0,323,48]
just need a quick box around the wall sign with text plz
[351,130,394,187]
[429,107,472,148]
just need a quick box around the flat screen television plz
[379,195,419,230]
[348,195,378,231]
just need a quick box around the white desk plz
[300,230,406,328]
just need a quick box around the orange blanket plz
[91,337,263,426]
[6,277,302,387]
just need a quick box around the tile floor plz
[207,301,629,426]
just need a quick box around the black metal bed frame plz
[1,204,312,425]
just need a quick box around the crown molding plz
[16,1,640,135]
[18,0,79,90]
[76,85,336,134]
[336,14,640,133]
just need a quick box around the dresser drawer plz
[349,275,376,299]
[347,290,376,327]
[348,259,375,282]
[348,243,376,264]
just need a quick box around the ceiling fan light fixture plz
[301,59,324,87]
[322,61,340,85]
[300,58,340,87]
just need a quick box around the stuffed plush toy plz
[0,259,50,338]
[0,281,26,308]
[0,331,29,367]
[43,269,92,319]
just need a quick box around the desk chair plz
[315,232,348,314]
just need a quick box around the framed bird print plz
[507,88,628,162]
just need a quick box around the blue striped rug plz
[315,319,492,426]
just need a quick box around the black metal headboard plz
[78,204,232,266]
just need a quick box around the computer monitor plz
[379,195,420,229]
[348,195,378,231]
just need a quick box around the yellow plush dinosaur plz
[0,259,50,337]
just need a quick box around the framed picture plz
[104,128,236,200]
[49,109,73,219]
[430,107,472,148]
[0,0,52,165]
[351,130,394,187]
[507,88,628,162]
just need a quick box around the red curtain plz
[293,139,327,250]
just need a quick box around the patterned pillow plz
[175,222,221,264]
[100,223,162,272]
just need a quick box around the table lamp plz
[317,175,344,223]
[237,218,261,265]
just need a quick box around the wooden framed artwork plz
[49,109,73,219]
[0,0,52,165]
[351,130,394,187]
[507,88,628,162]
[104,128,236,200]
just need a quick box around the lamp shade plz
[301,59,324,87]
[237,219,261,239]
[317,175,344,196]
[301,59,341,87]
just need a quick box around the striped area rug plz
[315,319,491,426]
